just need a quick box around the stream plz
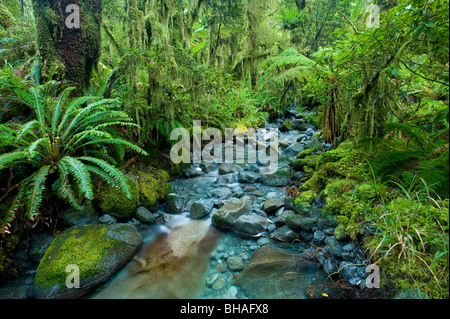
[87,107,351,299]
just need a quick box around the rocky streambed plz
[0,106,377,299]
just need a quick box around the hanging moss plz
[0,2,15,29]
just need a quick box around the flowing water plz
[88,108,335,299]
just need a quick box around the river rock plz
[219,163,242,175]
[235,246,326,299]
[227,256,245,271]
[98,214,117,224]
[27,233,54,264]
[274,210,296,226]
[211,187,233,200]
[212,198,252,229]
[183,167,203,178]
[34,223,142,299]
[238,171,261,184]
[59,200,99,226]
[200,163,217,174]
[135,206,156,224]
[261,171,290,187]
[190,199,215,219]
[281,143,305,157]
[263,198,284,214]
[90,219,220,298]
[233,214,268,238]
[270,225,300,242]
[217,174,237,184]
[165,194,188,214]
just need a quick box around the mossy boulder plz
[96,177,140,219]
[34,223,142,299]
[296,147,318,159]
[279,120,294,132]
[96,168,170,218]
[137,169,170,212]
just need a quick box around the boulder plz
[274,210,296,227]
[219,163,242,175]
[199,163,217,174]
[233,214,268,238]
[216,174,236,184]
[59,200,99,226]
[238,171,261,184]
[34,224,142,299]
[190,199,215,219]
[212,198,252,229]
[135,206,157,224]
[235,246,326,299]
[263,198,285,214]
[261,171,290,187]
[165,194,188,214]
[270,225,300,242]
[183,167,202,178]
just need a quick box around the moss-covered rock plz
[137,168,170,212]
[0,3,14,29]
[96,177,140,219]
[296,147,318,159]
[34,223,142,299]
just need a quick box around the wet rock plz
[261,171,290,187]
[235,246,326,299]
[338,261,365,286]
[219,163,242,175]
[99,214,117,224]
[216,174,237,184]
[305,127,315,136]
[183,167,203,178]
[190,199,215,219]
[136,206,157,224]
[165,194,189,214]
[312,230,326,245]
[274,210,296,226]
[271,225,300,242]
[279,120,294,132]
[325,236,343,257]
[28,233,54,264]
[323,257,339,276]
[282,143,305,158]
[59,200,99,226]
[238,171,261,184]
[212,277,226,290]
[263,198,285,214]
[211,187,232,200]
[227,256,245,271]
[34,224,142,299]
[233,214,268,238]
[200,163,217,174]
[212,198,252,229]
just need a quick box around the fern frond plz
[60,156,94,200]
[57,96,99,135]
[27,137,51,160]
[80,138,149,156]
[28,87,46,124]
[80,156,131,199]
[16,120,42,142]
[51,87,76,134]
[0,151,28,169]
[27,165,51,219]
[54,162,83,210]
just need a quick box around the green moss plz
[137,169,170,211]
[97,177,140,219]
[0,3,14,28]
[34,225,124,289]
[296,147,318,159]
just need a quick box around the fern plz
[60,156,94,200]
[0,78,147,234]
[27,165,51,219]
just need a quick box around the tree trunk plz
[31,0,102,95]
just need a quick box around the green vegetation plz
[1,0,448,298]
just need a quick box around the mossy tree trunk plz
[31,0,102,95]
